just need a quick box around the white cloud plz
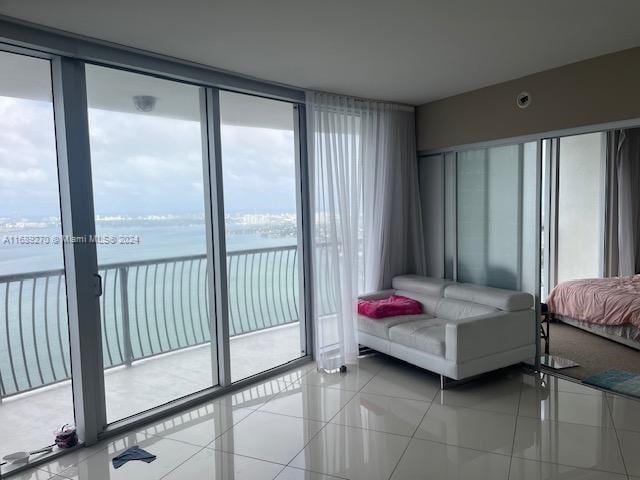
[0,94,299,219]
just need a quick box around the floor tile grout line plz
[509,452,630,476]
[39,470,76,480]
[109,434,212,480]
[137,367,308,448]
[615,426,640,435]
[281,421,331,470]
[516,412,622,432]
[507,377,524,479]
[144,405,260,449]
[204,443,292,467]
[142,372,318,479]
[256,398,524,455]
[356,387,439,403]
[429,397,520,417]
[385,385,439,480]
[275,465,350,480]
[271,463,289,480]
[277,361,387,473]
[37,441,113,479]
[166,443,296,480]
[396,436,515,458]
[276,367,355,470]
[515,413,617,430]
[156,444,212,480]
[256,392,358,424]
[250,364,329,412]
[606,392,630,477]
[277,361,386,425]
[275,464,353,480]
[325,420,419,439]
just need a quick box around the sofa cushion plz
[444,283,533,311]
[392,275,455,297]
[388,318,447,356]
[435,298,498,321]
[393,290,440,316]
[357,313,431,340]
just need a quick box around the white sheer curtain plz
[606,128,640,276]
[306,92,424,371]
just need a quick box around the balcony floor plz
[0,323,301,458]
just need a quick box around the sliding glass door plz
[85,65,217,422]
[0,51,74,458]
[219,91,305,381]
[455,142,539,293]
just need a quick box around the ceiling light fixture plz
[133,95,157,112]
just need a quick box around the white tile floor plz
[0,323,302,457]
[5,354,640,480]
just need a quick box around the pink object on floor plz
[547,275,640,327]
[357,295,423,319]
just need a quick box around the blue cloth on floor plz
[583,369,640,397]
[112,446,157,469]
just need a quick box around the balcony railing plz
[0,245,300,398]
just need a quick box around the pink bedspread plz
[546,275,640,328]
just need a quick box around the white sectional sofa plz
[358,275,536,385]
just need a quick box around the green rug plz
[583,369,640,397]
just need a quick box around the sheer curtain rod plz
[306,90,415,112]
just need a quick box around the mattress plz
[547,275,640,328]
[556,315,640,351]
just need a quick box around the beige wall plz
[416,47,640,152]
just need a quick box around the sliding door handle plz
[93,273,103,297]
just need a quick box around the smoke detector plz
[133,95,157,112]
[516,92,532,109]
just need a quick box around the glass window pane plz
[557,132,605,282]
[219,91,304,382]
[85,65,217,423]
[0,51,74,460]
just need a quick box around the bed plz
[546,275,640,351]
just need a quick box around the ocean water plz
[0,219,297,275]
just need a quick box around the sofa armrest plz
[445,309,535,362]
[358,289,396,301]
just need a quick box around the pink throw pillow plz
[357,295,423,319]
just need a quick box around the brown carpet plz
[541,321,640,380]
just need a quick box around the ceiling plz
[0,51,295,128]
[1,0,640,105]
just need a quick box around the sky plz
[0,95,297,221]
[0,97,60,220]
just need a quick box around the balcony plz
[0,245,304,456]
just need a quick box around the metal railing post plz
[0,245,302,398]
[119,266,133,366]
